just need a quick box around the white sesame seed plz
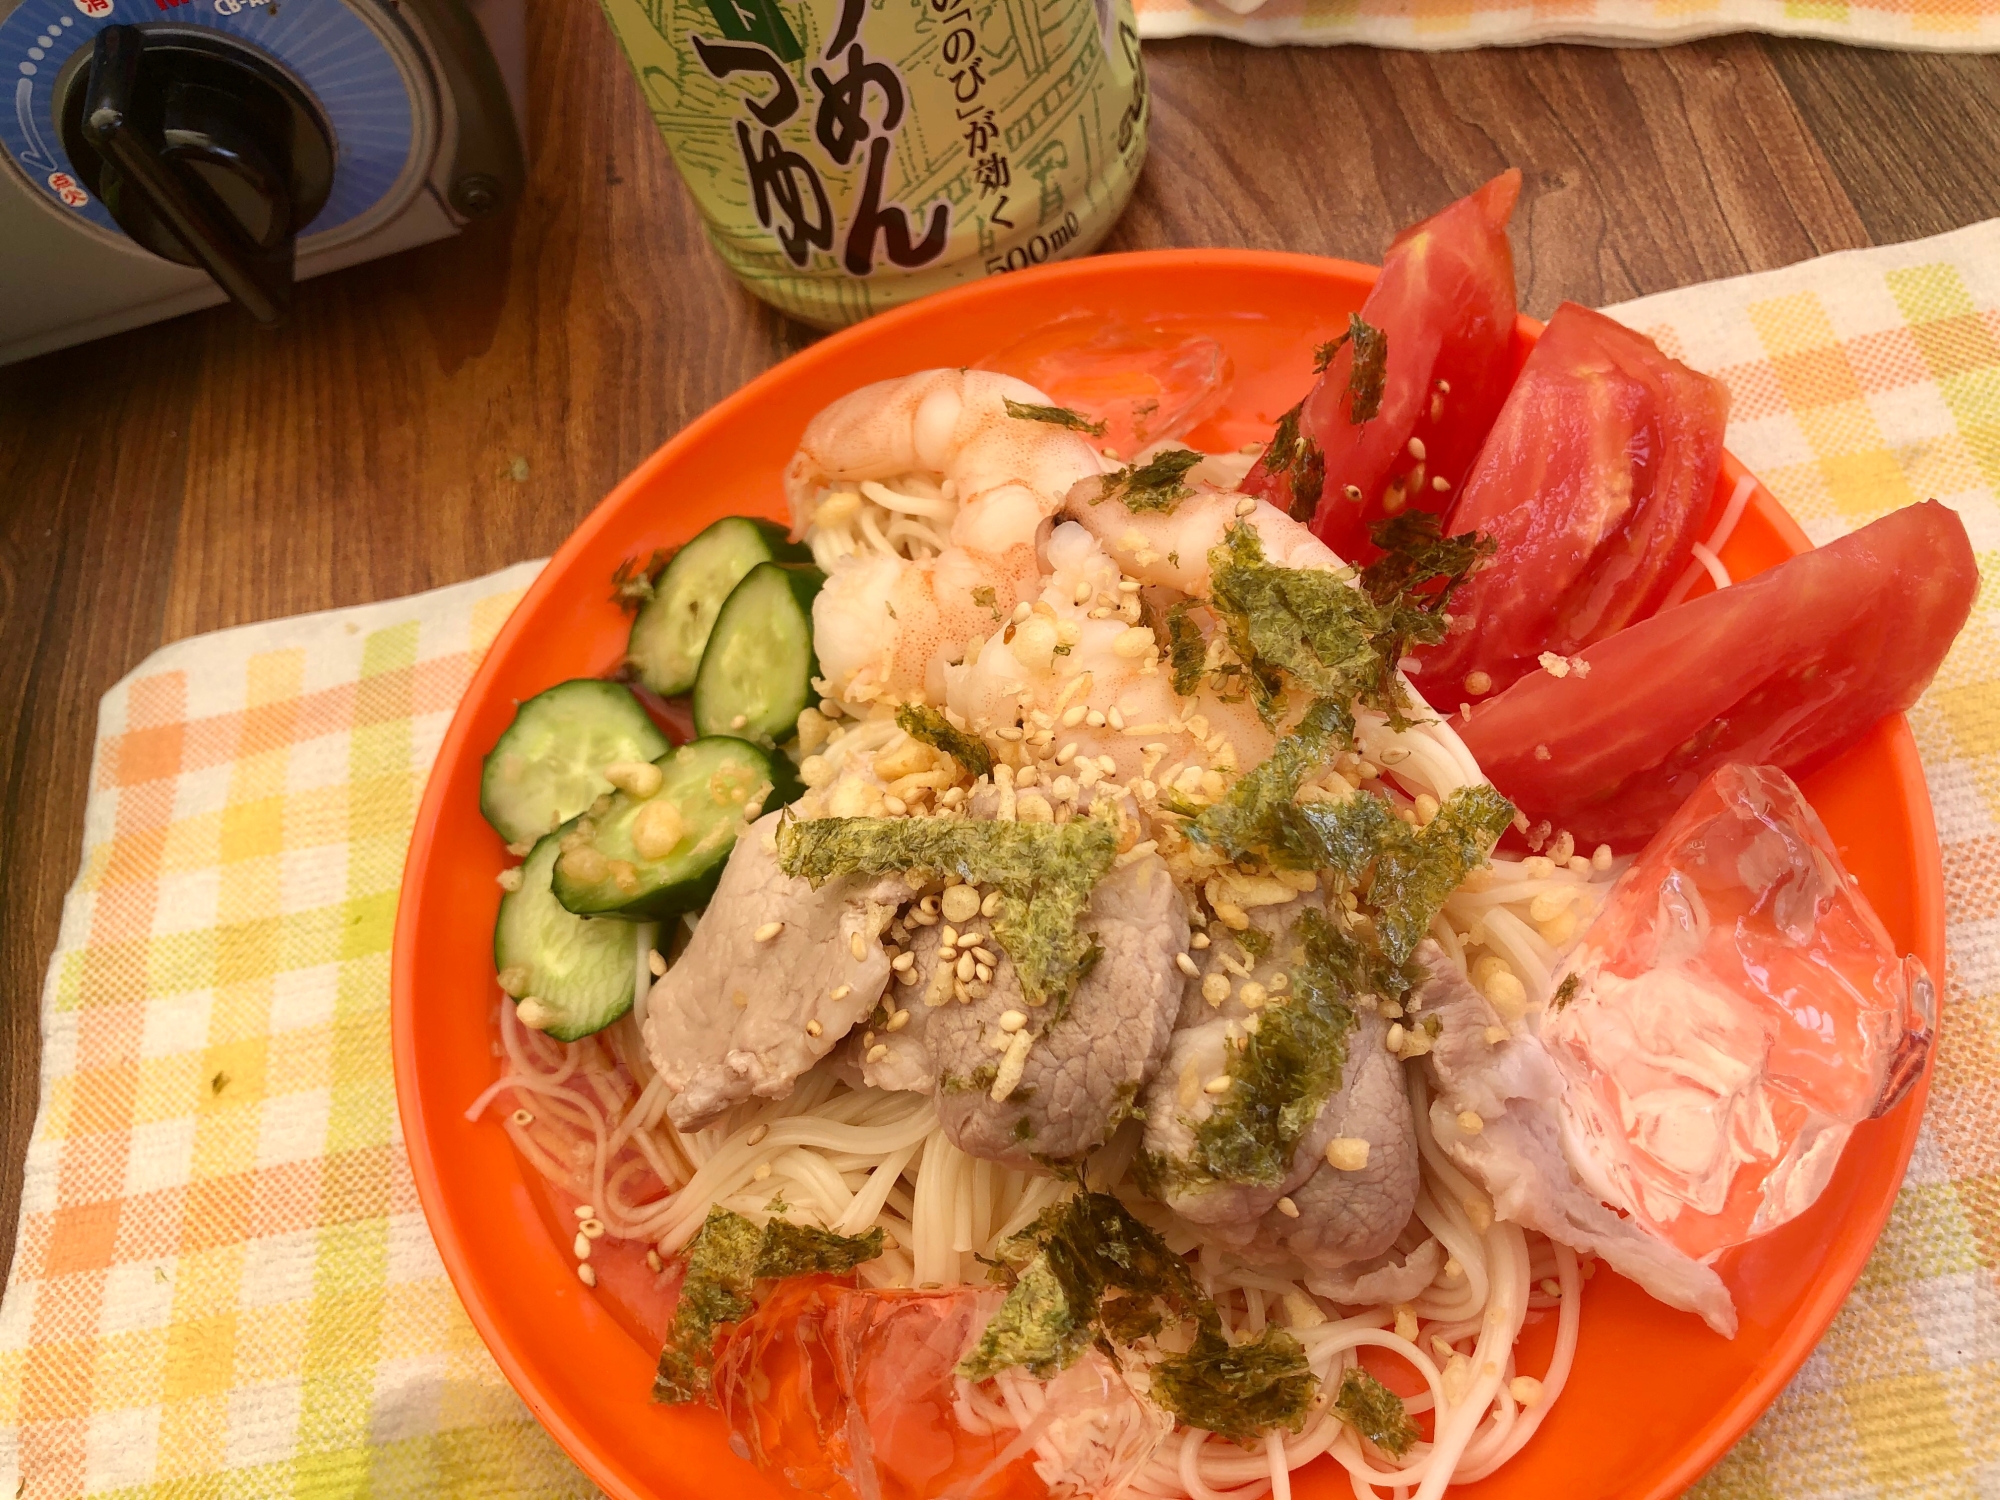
[805,1019,823,1037]
[574,1231,593,1259]
[1407,436,1426,462]
[957,953,977,982]
[746,1124,769,1146]
[730,714,749,730]
[1276,1196,1300,1218]
[1511,1376,1545,1407]
[1432,475,1450,492]
[754,921,784,943]
[1107,707,1126,731]
[1593,843,1614,870]
[850,932,867,960]
[1175,953,1199,977]
[1325,1137,1371,1171]
[886,1009,911,1032]
[1234,496,1257,517]
[754,1162,772,1180]
[1386,1023,1407,1052]
[573,1204,594,1219]
[1540,1279,1561,1298]
[578,1263,597,1287]
[648,948,667,977]
[1457,1110,1485,1135]
[891,951,915,972]
[645,1249,663,1273]
[829,984,852,1002]
[1204,1075,1233,1095]
[1190,932,1211,950]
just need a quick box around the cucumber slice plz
[494,827,636,1041]
[480,680,670,845]
[628,517,810,696]
[551,737,802,918]
[693,562,826,743]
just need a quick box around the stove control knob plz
[66,25,335,326]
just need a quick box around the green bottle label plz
[598,0,1150,327]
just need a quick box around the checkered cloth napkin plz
[5,220,2000,1497]
[1134,0,2000,49]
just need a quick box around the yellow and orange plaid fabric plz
[0,566,596,1498]
[1603,221,2000,1497]
[3,221,2000,1497]
[1133,0,2000,49]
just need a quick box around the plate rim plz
[390,247,1947,1500]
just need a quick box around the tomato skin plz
[712,1280,1044,1500]
[1244,171,1523,563]
[1459,500,1977,851]
[1419,302,1730,696]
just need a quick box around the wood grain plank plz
[1763,39,2000,244]
[0,351,192,1291]
[1120,36,1867,316]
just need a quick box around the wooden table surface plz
[2,5,1998,1283]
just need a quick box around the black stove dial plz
[57,25,335,326]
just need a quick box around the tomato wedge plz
[1418,302,1730,697]
[1458,501,1977,851]
[1244,170,1523,564]
[713,1279,1042,1500]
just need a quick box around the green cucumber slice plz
[692,562,826,743]
[494,827,637,1041]
[479,680,670,846]
[628,517,810,696]
[550,738,802,918]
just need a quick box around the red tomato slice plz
[1418,302,1729,697]
[713,1280,1044,1500]
[1458,501,1977,851]
[1244,170,1523,563]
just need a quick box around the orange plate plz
[391,251,1945,1500]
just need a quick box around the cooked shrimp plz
[813,545,1046,708]
[1062,481,1343,595]
[943,522,1274,787]
[788,370,1107,708]
[788,368,1107,557]
[1062,478,1489,798]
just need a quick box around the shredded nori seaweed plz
[960,1190,1202,1380]
[1004,397,1108,437]
[1165,598,1209,698]
[653,1208,882,1404]
[1341,314,1389,425]
[1098,449,1205,514]
[958,1189,1321,1439]
[1367,784,1515,965]
[1204,517,1488,729]
[894,702,992,779]
[776,813,1117,1010]
[1152,1323,1317,1444]
[1184,907,1365,1187]
[1333,1367,1420,1456]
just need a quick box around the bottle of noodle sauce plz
[596,0,1149,328]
